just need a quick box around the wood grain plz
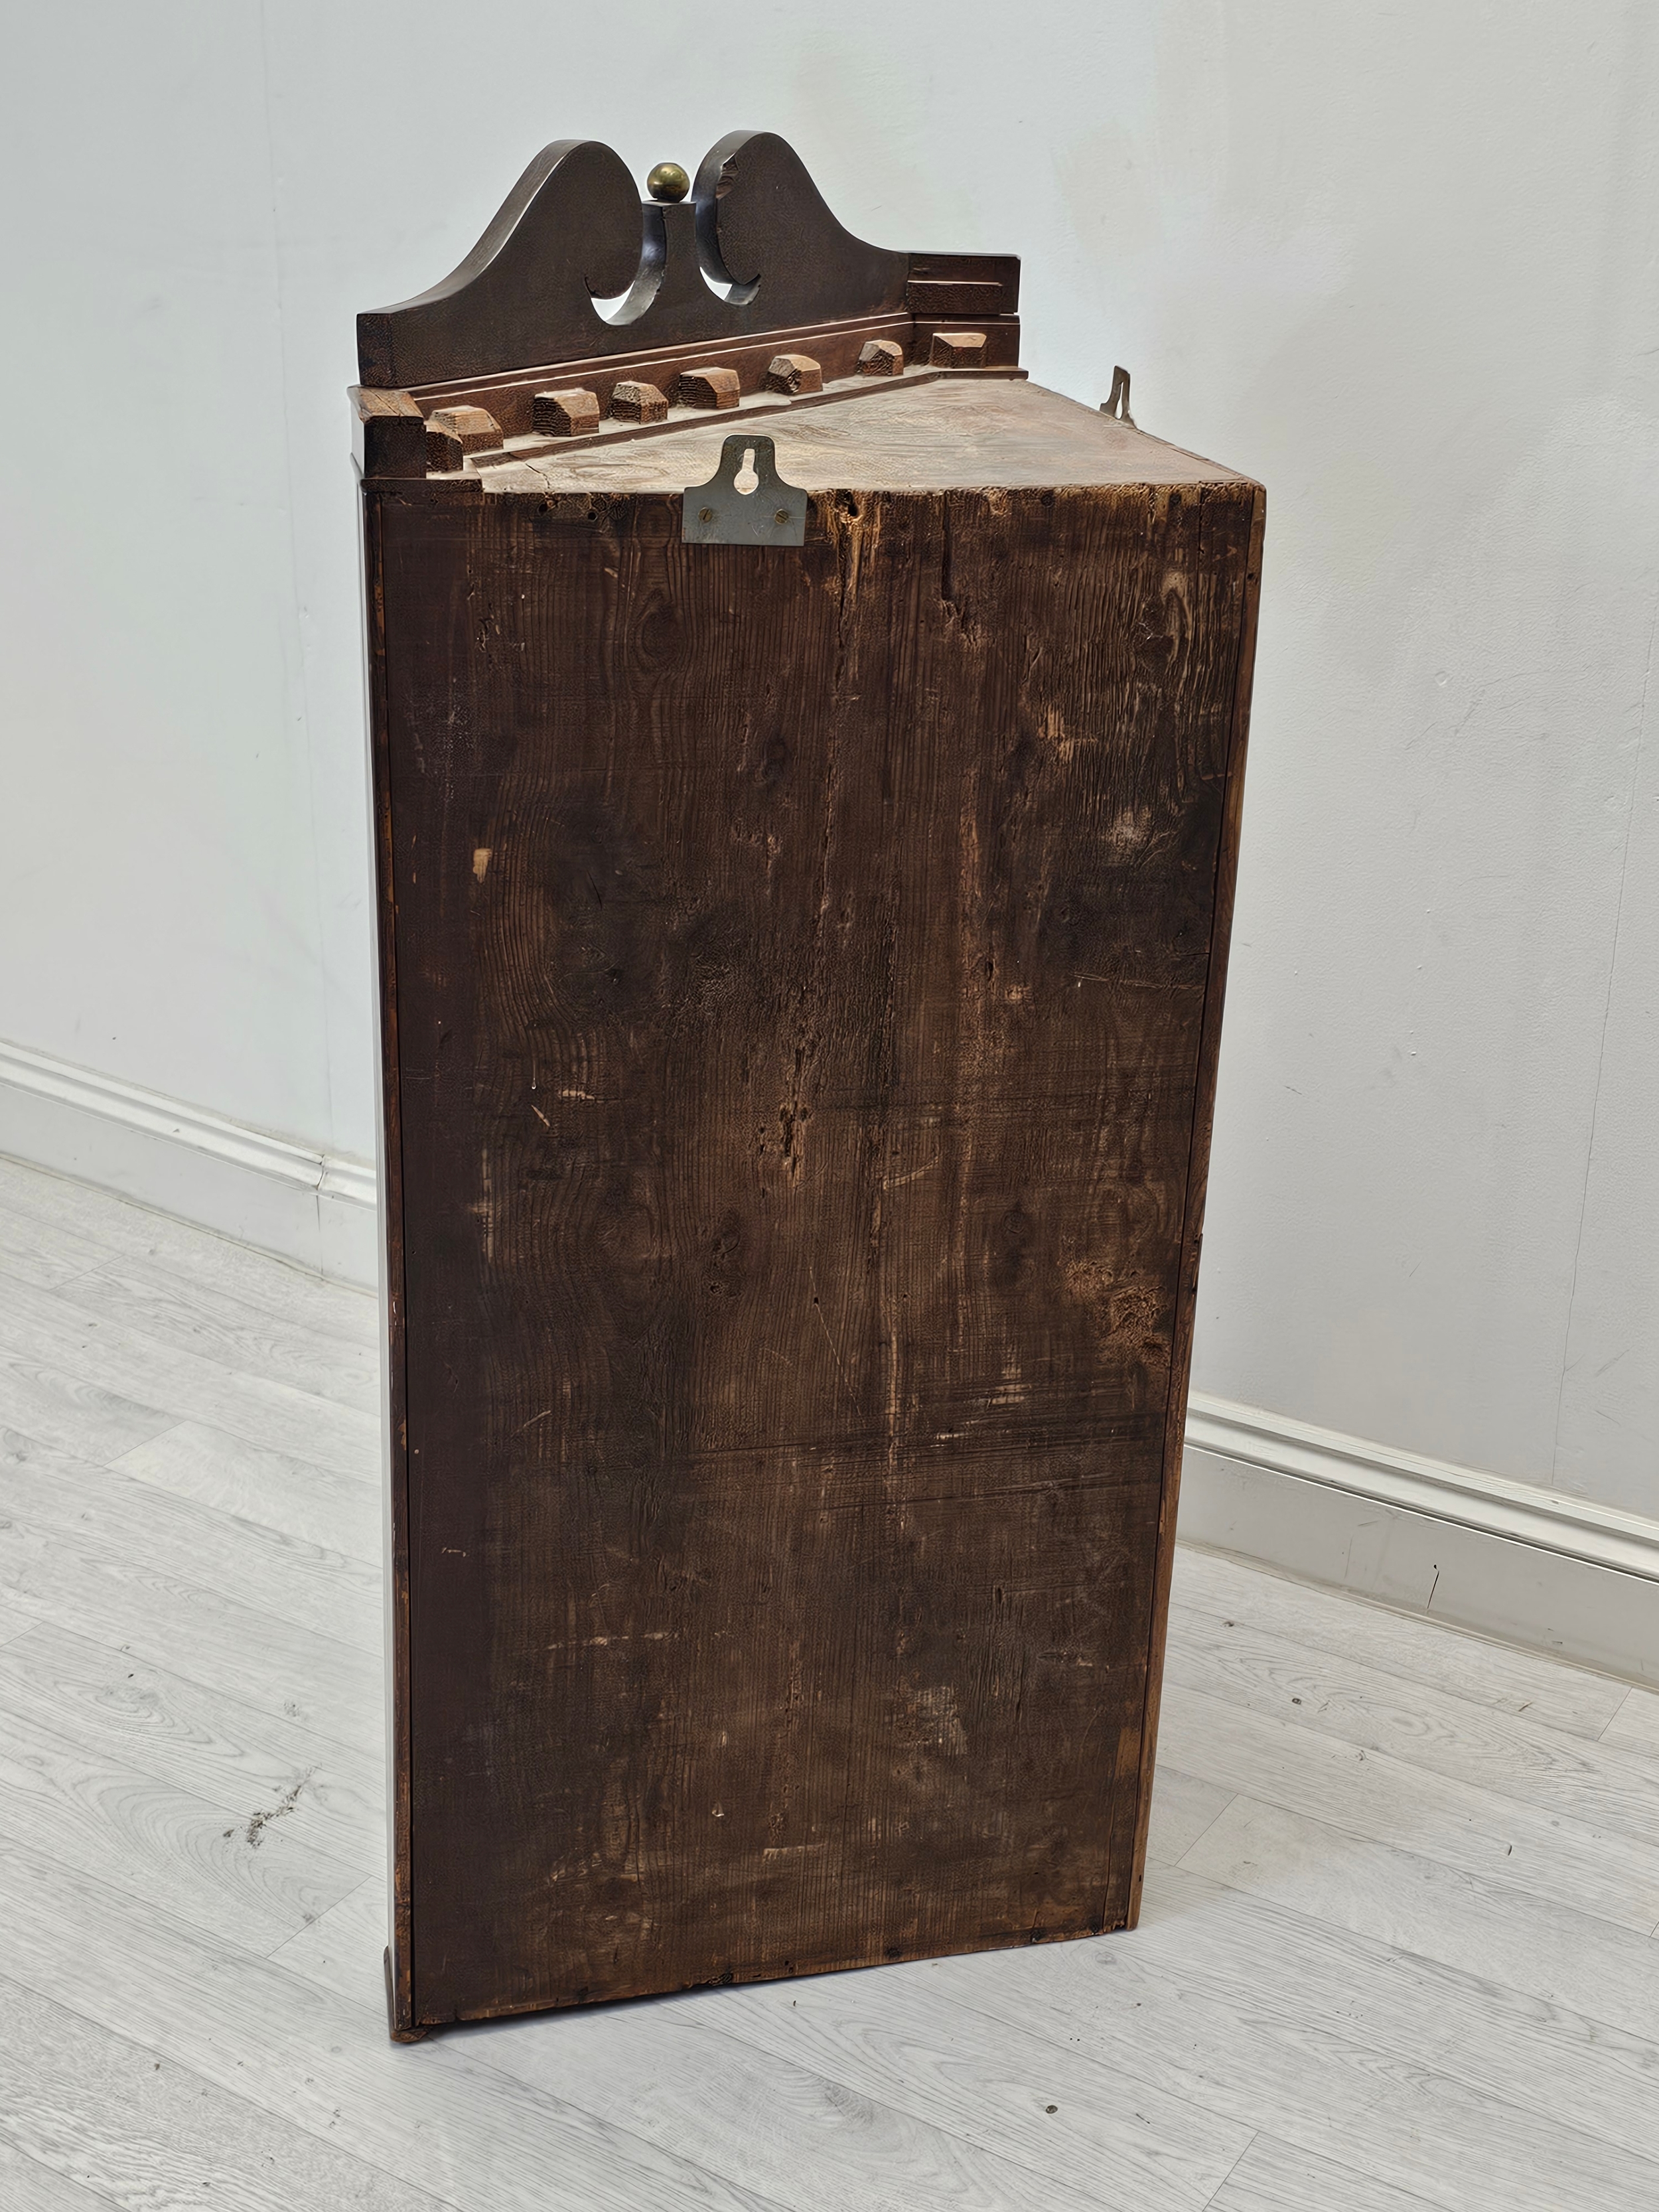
[1603,1683,1659,1755]
[1139,1860,1659,2175]
[356,131,918,392]
[0,1690,358,1952]
[0,1972,447,2212]
[111,1418,380,1563]
[0,2140,117,2212]
[907,1874,1659,2211]
[48,1260,381,1412]
[470,2006,1113,2212]
[0,1468,382,1761]
[1125,474,1263,1932]
[685,1968,1254,2212]
[0,1157,378,1340]
[855,337,904,374]
[370,375,1262,2025]
[530,390,600,438]
[0,1278,378,1479]
[0,1349,174,1467]
[0,1208,106,1297]
[1173,1545,1631,1740]
[0,1829,800,2212]
[1182,1797,1659,2052]
[0,1431,378,1655]
[0,1621,381,1867]
[672,364,741,408]
[1143,1763,1233,1866]
[267,1870,387,2002]
[1209,2135,1441,2212]
[497,378,1246,496]
[763,354,822,396]
[275,1871,1256,2212]
[609,380,670,423]
[1164,1614,1659,1890]
[15,1159,1659,2208]
[1159,1676,1659,1929]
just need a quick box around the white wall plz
[3,5,1656,1519]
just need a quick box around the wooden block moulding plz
[353,127,1264,2041]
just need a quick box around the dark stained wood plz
[857,338,904,376]
[531,388,601,437]
[907,280,1003,317]
[1125,482,1265,1928]
[425,406,502,473]
[907,255,1021,315]
[352,387,427,479]
[764,352,824,396]
[905,317,1021,378]
[427,404,502,450]
[357,132,911,391]
[386,307,1018,445]
[609,380,670,423]
[376,366,1028,484]
[354,132,1021,443]
[360,374,1262,2033]
[360,475,419,2041]
[673,365,741,411]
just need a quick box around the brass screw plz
[699,507,715,523]
[775,510,790,525]
[647,162,689,203]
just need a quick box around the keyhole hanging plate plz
[682,434,808,547]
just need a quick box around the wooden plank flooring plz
[2,1152,1657,2211]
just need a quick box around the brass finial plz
[647,162,690,203]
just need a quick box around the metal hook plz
[1102,366,1136,427]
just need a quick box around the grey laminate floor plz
[2,1153,1658,2211]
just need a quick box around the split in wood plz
[856,339,904,377]
[425,406,502,472]
[763,353,823,396]
[609,380,670,423]
[674,366,742,411]
[533,388,602,437]
[928,330,987,368]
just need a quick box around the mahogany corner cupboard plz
[353,129,1263,2040]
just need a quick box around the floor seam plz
[1196,2129,1257,2208]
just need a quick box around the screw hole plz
[733,447,759,496]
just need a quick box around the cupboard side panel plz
[363,479,417,2036]
[382,482,1256,2023]
[1127,483,1266,1925]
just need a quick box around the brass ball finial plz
[647,162,690,203]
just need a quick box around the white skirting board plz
[0,1036,378,1289]
[1181,1392,1659,1687]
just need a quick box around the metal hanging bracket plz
[682,435,808,546]
[1101,365,1136,427]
